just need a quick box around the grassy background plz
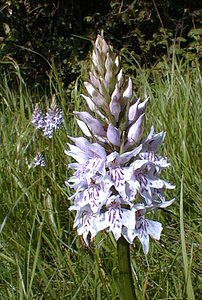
[0,53,201,299]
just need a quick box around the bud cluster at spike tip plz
[66,33,175,254]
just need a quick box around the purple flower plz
[32,103,45,129]
[122,199,175,253]
[44,95,63,138]
[31,97,63,139]
[43,106,63,138]
[65,33,174,253]
[33,153,45,167]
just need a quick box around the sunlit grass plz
[0,55,201,299]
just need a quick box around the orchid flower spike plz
[66,33,174,254]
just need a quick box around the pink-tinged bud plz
[137,97,149,116]
[109,84,121,122]
[117,69,124,88]
[99,77,109,98]
[74,111,106,136]
[102,39,109,54]
[127,113,145,143]
[92,92,106,108]
[95,34,109,54]
[81,94,96,111]
[92,50,99,67]
[105,53,113,72]
[123,78,133,100]
[89,73,99,89]
[128,98,140,124]
[76,119,92,137]
[84,82,95,96]
[84,82,106,108]
[105,70,113,86]
[92,49,105,76]
[115,56,120,70]
[81,94,105,119]
[95,35,102,50]
[107,123,121,146]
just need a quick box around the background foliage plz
[0,55,201,299]
[1,0,202,89]
[0,1,202,299]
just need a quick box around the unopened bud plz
[128,98,140,124]
[109,84,121,122]
[74,111,106,136]
[123,78,133,100]
[127,113,145,144]
[107,123,121,146]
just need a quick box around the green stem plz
[117,236,136,300]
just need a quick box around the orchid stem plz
[117,236,136,300]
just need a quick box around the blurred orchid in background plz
[32,103,45,129]
[32,95,63,138]
[43,95,63,138]
[31,95,63,169]
[33,152,46,167]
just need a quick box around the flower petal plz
[147,219,163,241]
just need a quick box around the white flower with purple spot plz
[66,33,175,254]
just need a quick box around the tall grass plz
[0,55,201,299]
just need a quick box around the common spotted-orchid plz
[33,152,46,167]
[32,96,63,138]
[66,33,174,255]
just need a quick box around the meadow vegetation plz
[0,50,201,299]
